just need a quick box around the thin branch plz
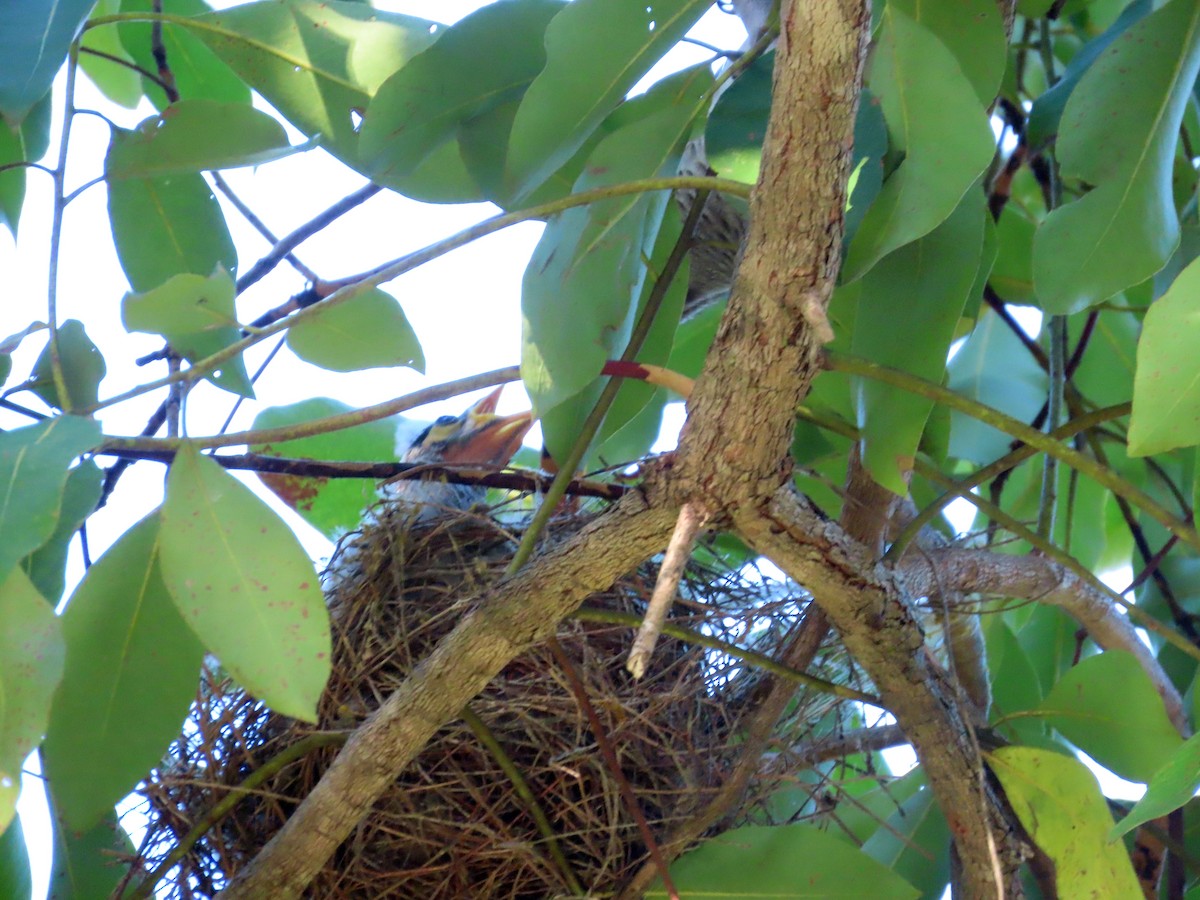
[211,172,319,284]
[79,176,747,416]
[237,184,381,294]
[826,351,1200,554]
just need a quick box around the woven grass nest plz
[136,499,841,898]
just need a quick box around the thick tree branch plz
[900,547,1188,733]
[667,0,1019,893]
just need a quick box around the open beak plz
[440,387,535,465]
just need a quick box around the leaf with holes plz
[159,445,329,721]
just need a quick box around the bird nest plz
[134,500,846,898]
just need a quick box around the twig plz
[211,172,319,284]
[547,638,679,900]
[236,184,381,294]
[506,187,713,575]
[626,502,707,678]
[125,732,348,900]
[459,705,585,895]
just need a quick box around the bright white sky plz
[5,3,748,896]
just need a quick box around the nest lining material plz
[135,501,854,898]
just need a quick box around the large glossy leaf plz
[117,0,250,110]
[191,0,434,167]
[1038,650,1183,783]
[79,1,143,109]
[0,0,94,123]
[650,824,919,899]
[1026,0,1153,150]
[0,568,65,832]
[989,746,1141,897]
[503,0,710,202]
[47,809,135,900]
[0,417,101,579]
[122,268,253,397]
[107,129,237,292]
[1111,731,1200,840]
[522,91,702,460]
[591,201,688,465]
[43,513,205,830]
[842,7,996,282]
[0,121,25,237]
[0,815,31,900]
[889,0,1005,107]
[360,0,563,185]
[159,445,329,721]
[946,309,1047,465]
[1130,255,1200,455]
[20,461,103,605]
[106,100,291,178]
[1033,0,1200,315]
[29,320,108,412]
[861,785,950,898]
[252,399,400,538]
[286,288,424,373]
[853,188,986,494]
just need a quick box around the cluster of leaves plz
[3,0,1200,896]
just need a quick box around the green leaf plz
[649,824,919,899]
[251,399,399,538]
[106,100,291,178]
[47,809,135,900]
[122,268,253,397]
[0,815,32,900]
[29,320,108,412]
[43,513,205,830]
[192,0,435,167]
[1130,255,1200,455]
[79,1,144,109]
[990,208,1036,303]
[286,288,424,373]
[20,461,103,605]
[18,92,51,164]
[853,187,986,494]
[705,50,773,185]
[0,568,65,824]
[1026,0,1152,150]
[985,618,1049,747]
[844,91,887,248]
[1039,651,1183,783]
[946,308,1047,465]
[159,445,330,721]
[1033,0,1200,315]
[989,746,1141,897]
[522,91,702,460]
[0,417,101,578]
[593,202,688,465]
[1111,732,1200,840]
[861,785,950,898]
[0,121,25,237]
[0,0,94,123]
[360,0,563,185]
[107,129,237,292]
[117,0,250,110]
[842,7,996,282]
[890,0,1005,106]
[504,0,710,202]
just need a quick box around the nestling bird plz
[385,386,534,517]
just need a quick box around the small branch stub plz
[626,502,707,678]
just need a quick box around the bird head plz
[402,386,534,467]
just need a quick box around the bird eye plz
[434,415,459,427]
